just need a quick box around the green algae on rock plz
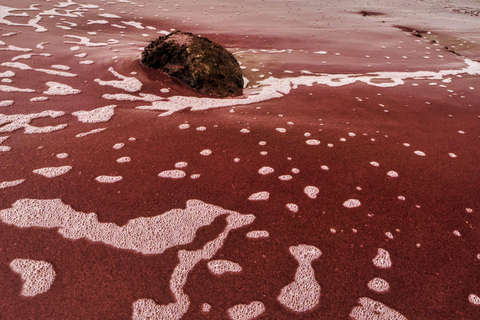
[141,31,244,97]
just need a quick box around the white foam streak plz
[0,179,25,189]
[73,105,116,123]
[9,259,56,297]
[33,166,72,178]
[95,67,142,92]
[350,297,407,320]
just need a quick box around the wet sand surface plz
[0,0,479,319]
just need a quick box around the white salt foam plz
[43,82,80,95]
[258,166,274,175]
[95,67,142,92]
[200,149,212,156]
[373,249,392,269]
[76,128,107,138]
[158,170,186,179]
[246,230,269,239]
[306,139,320,145]
[227,301,265,320]
[95,175,123,183]
[0,85,35,93]
[63,35,108,47]
[207,260,242,275]
[175,162,187,168]
[72,105,116,123]
[1,62,77,77]
[56,153,68,159]
[367,277,390,293]
[33,166,72,178]
[277,244,322,312]
[350,297,407,320]
[468,294,480,306]
[0,179,25,189]
[0,111,66,134]
[279,175,292,181]
[248,192,269,201]
[304,186,319,199]
[343,199,361,208]
[117,157,131,163]
[286,203,299,212]
[0,100,14,107]
[202,303,211,313]
[132,205,255,319]
[113,143,124,150]
[30,97,49,102]
[386,171,399,178]
[414,150,426,156]
[9,259,56,297]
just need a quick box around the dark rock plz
[141,31,243,97]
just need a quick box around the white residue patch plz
[258,166,274,175]
[43,82,80,95]
[468,294,480,306]
[76,128,107,138]
[95,67,142,92]
[370,161,380,167]
[367,277,390,293]
[0,85,35,93]
[158,170,186,179]
[9,259,56,297]
[200,149,212,156]
[51,65,70,70]
[279,175,292,181]
[1,62,77,77]
[277,244,322,312]
[95,175,123,183]
[0,110,67,134]
[0,179,25,189]
[372,248,392,269]
[116,157,131,163]
[227,301,265,320]
[246,230,270,239]
[33,166,72,178]
[30,97,49,102]
[0,100,14,107]
[414,150,426,156]
[386,171,399,178]
[304,186,319,199]
[63,35,108,47]
[175,162,188,168]
[113,143,124,150]
[248,191,270,201]
[98,13,121,18]
[56,153,68,159]
[343,199,361,208]
[286,203,299,212]
[306,139,320,145]
[72,105,116,123]
[350,297,407,320]
[207,260,242,275]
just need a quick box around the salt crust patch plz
[76,128,107,138]
[0,111,67,134]
[304,186,319,199]
[248,191,269,201]
[258,166,274,175]
[63,35,108,47]
[277,244,322,312]
[72,105,116,123]
[343,199,361,208]
[0,179,25,189]
[158,170,186,179]
[9,259,56,297]
[43,82,80,95]
[350,297,407,320]
[227,301,265,320]
[207,260,242,275]
[367,277,390,293]
[1,62,77,77]
[117,157,131,163]
[0,85,35,93]
[95,175,123,183]
[132,204,255,319]
[95,67,142,92]
[373,249,392,269]
[124,58,480,116]
[0,100,14,107]
[33,166,72,178]
[246,230,269,239]
[468,294,480,306]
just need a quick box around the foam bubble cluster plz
[350,297,407,320]
[158,170,186,179]
[9,259,56,297]
[387,171,399,178]
[248,191,270,201]
[227,301,266,320]
[76,128,107,138]
[468,294,480,306]
[343,199,361,208]
[258,166,274,175]
[0,179,25,189]
[304,186,319,199]
[116,157,131,163]
[373,249,392,269]
[95,175,123,183]
[33,166,72,178]
[306,139,320,145]
[277,244,322,312]
[246,230,270,239]
[94,67,142,92]
[0,111,67,134]
[207,260,243,275]
[72,105,116,123]
[43,82,80,95]
[367,277,390,293]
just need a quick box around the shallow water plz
[0,0,479,319]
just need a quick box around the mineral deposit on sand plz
[0,0,480,319]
